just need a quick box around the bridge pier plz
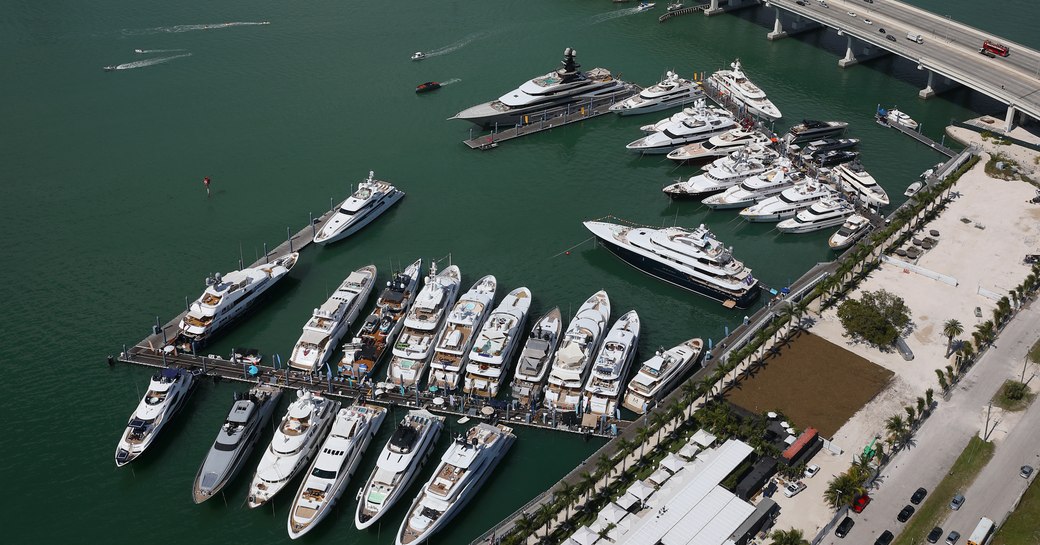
[837,33,890,68]
[766,7,822,41]
[918,69,960,99]
[704,0,758,17]
[1004,104,1021,132]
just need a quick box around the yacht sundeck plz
[340,259,422,380]
[288,265,376,372]
[314,171,404,245]
[622,338,703,414]
[543,291,611,412]
[702,160,800,210]
[462,287,533,397]
[115,368,197,467]
[625,105,737,154]
[387,263,462,389]
[509,307,563,407]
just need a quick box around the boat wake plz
[439,78,462,86]
[104,53,192,71]
[123,22,270,35]
[134,48,188,54]
[586,8,641,25]
[423,31,489,58]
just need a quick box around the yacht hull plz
[315,191,404,245]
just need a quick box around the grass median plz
[893,435,995,545]
[991,475,1040,545]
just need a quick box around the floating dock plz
[659,3,709,22]
[876,114,957,157]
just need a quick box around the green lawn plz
[991,380,1035,412]
[992,472,1040,545]
[894,436,996,545]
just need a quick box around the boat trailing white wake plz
[123,22,270,35]
[104,53,192,71]
[587,7,642,25]
[421,32,489,58]
[134,48,188,54]
[439,78,462,86]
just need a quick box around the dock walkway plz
[658,4,708,22]
[876,115,957,157]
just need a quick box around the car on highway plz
[863,18,873,25]
[875,530,894,545]
[979,48,996,58]
[835,516,855,538]
[796,0,808,5]
[911,487,928,505]
[783,481,807,497]
[847,11,856,17]
[818,0,828,6]
[897,504,916,522]
[805,464,820,478]
[950,493,965,510]
[862,0,873,3]
[879,27,886,33]
[852,494,871,513]
[1021,465,1034,478]
[945,530,961,544]
[887,34,897,42]
[927,527,944,543]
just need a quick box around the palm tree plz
[770,528,810,545]
[511,512,535,542]
[905,405,916,425]
[596,453,614,489]
[635,425,652,459]
[925,388,935,410]
[917,397,927,418]
[775,303,796,340]
[958,343,974,370]
[536,502,555,539]
[578,471,596,503]
[615,438,635,474]
[885,415,907,445]
[824,472,865,510]
[935,369,949,392]
[942,319,964,358]
[651,410,670,444]
[555,481,577,520]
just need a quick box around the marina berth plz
[877,106,919,130]
[288,265,376,373]
[395,423,516,545]
[784,120,848,143]
[508,307,563,407]
[193,384,283,503]
[777,197,856,234]
[115,368,197,467]
[702,158,799,210]
[287,404,386,539]
[355,410,445,530]
[625,104,738,154]
[428,275,498,391]
[543,291,611,412]
[608,71,701,116]
[828,213,873,251]
[340,259,422,380]
[708,59,782,120]
[665,128,770,162]
[387,264,462,389]
[581,310,641,417]
[622,338,703,414]
[662,145,778,199]
[462,287,532,397]
[313,171,404,245]
[584,221,760,308]
[738,180,835,223]
[176,252,299,350]
[247,390,340,509]
[832,161,890,208]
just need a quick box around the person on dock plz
[203,176,211,197]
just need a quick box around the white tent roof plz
[661,452,686,473]
[648,468,672,486]
[598,502,628,525]
[567,525,598,545]
[627,479,656,501]
[690,429,718,448]
[678,442,700,460]
[617,492,641,510]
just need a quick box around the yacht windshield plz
[312,467,337,479]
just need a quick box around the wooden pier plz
[659,3,709,22]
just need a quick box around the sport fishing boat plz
[287,404,386,539]
[452,48,632,128]
[543,291,611,411]
[584,221,759,308]
[355,410,445,530]
[739,181,835,222]
[176,253,298,350]
[833,161,890,208]
[428,275,497,391]
[115,368,197,467]
[828,214,872,251]
[192,384,283,503]
[608,71,701,116]
[702,160,800,210]
[288,265,377,373]
[581,310,640,417]
[666,128,770,162]
[622,338,703,414]
[662,146,778,199]
[395,423,516,545]
[314,171,405,245]
[877,106,918,130]
[708,59,782,120]
[247,390,341,508]
[387,263,462,389]
[785,120,847,143]
[777,197,856,233]
[625,105,738,154]
[509,307,563,407]
[340,259,422,380]
[462,287,533,397]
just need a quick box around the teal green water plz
[3,0,1036,543]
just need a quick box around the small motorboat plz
[411,51,425,61]
[103,65,117,72]
[416,81,441,93]
[636,2,656,11]
[904,181,923,197]
[667,2,684,11]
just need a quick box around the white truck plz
[906,33,924,44]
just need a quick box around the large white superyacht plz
[287,403,386,539]
[508,307,563,407]
[581,310,641,417]
[543,291,611,412]
[708,59,782,120]
[662,145,777,199]
[288,265,376,373]
[115,368,197,467]
[832,161,890,208]
[777,197,855,233]
[428,275,497,391]
[738,180,835,222]
[247,390,340,508]
[608,71,701,116]
[462,287,532,397]
[622,338,704,414]
[395,423,516,545]
[313,171,405,245]
[355,409,445,530]
[702,160,800,210]
[386,263,462,389]
[625,105,738,154]
[666,128,770,162]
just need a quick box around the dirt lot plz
[726,332,894,437]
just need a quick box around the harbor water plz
[2,0,1037,542]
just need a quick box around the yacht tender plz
[387,263,462,388]
[115,368,197,467]
[543,291,611,411]
[622,339,703,414]
[288,265,376,372]
[581,310,641,416]
[428,275,497,391]
[463,287,533,397]
[314,171,404,245]
[340,259,422,380]
[509,307,563,407]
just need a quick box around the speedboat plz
[192,384,283,503]
[777,197,856,233]
[386,263,462,389]
[411,52,425,61]
[662,145,777,199]
[584,221,759,308]
[667,2,684,10]
[462,287,533,397]
[833,161,890,208]
[287,404,386,539]
[636,2,656,11]
[622,338,703,414]
[395,424,516,545]
[739,181,835,222]
[416,81,441,93]
[340,259,422,380]
[581,310,640,416]
[115,368,197,467]
[702,160,800,210]
[314,171,405,245]
[877,106,918,130]
[708,59,782,120]
[509,307,563,407]
[785,120,848,143]
[904,181,924,197]
[828,214,872,251]
[247,390,341,508]
[428,275,497,391]
[288,265,376,373]
[176,253,298,350]
[799,137,860,160]
[666,128,770,162]
[626,105,738,154]
[452,48,632,128]
[609,71,701,116]
[543,291,611,412]
[355,410,445,530]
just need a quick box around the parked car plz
[1021,465,1034,478]
[835,516,855,538]
[927,527,944,543]
[946,530,961,545]
[897,504,916,522]
[911,487,928,505]
[852,494,872,513]
[784,481,807,498]
[875,530,894,545]
[805,464,821,478]
[950,493,965,510]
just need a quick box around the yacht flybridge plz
[509,307,563,407]
[387,263,462,388]
[428,275,497,391]
[608,71,701,116]
[543,291,611,412]
[708,59,782,120]
[288,265,376,373]
[463,287,533,397]
[115,368,197,467]
[340,259,422,380]
[314,171,404,245]
[581,310,641,416]
[623,338,703,414]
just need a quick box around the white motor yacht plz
[395,424,516,545]
[509,307,563,407]
[833,161,890,208]
[878,106,918,130]
[608,71,701,116]
[355,410,445,530]
[626,106,738,154]
[622,338,703,414]
[739,181,835,222]
[777,197,856,233]
[640,105,702,134]
[828,214,872,251]
[702,160,799,210]
[411,52,425,61]
[288,265,376,373]
[314,171,405,245]
[115,368,197,467]
[387,263,462,389]
[463,287,533,397]
[581,310,641,416]
[247,390,341,508]
[428,275,497,391]
[708,59,782,120]
[635,2,656,11]
[666,128,770,162]
[543,291,611,412]
[663,145,777,199]
[904,181,924,197]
